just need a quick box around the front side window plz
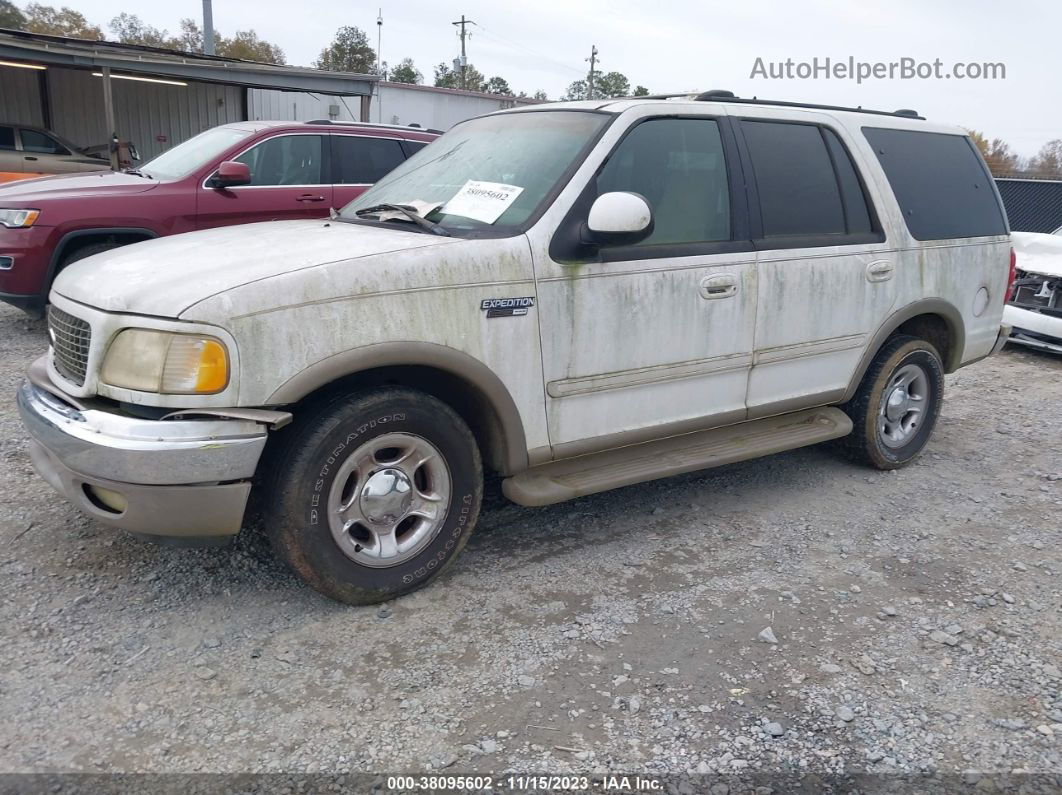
[333,136,405,184]
[595,117,731,246]
[236,135,325,186]
[0,126,15,150]
[342,110,611,235]
[20,129,68,155]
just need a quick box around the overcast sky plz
[64,0,1057,157]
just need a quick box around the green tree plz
[533,89,548,101]
[483,76,512,96]
[0,0,26,28]
[316,26,375,73]
[595,71,630,98]
[219,29,284,63]
[108,13,171,47]
[633,85,650,96]
[562,79,589,101]
[23,3,102,38]
[434,61,486,91]
[389,57,422,84]
[1028,139,1062,177]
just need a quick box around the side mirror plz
[208,160,251,188]
[582,191,653,247]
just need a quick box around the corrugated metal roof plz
[996,178,1062,233]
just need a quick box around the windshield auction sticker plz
[441,180,524,224]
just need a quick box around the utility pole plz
[201,0,215,55]
[586,45,599,100]
[451,15,473,90]
[376,9,383,122]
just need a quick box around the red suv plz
[0,120,438,314]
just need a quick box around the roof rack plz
[304,119,444,134]
[690,91,924,120]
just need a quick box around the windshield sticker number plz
[441,180,524,224]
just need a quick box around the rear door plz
[735,113,896,417]
[196,133,332,229]
[330,133,409,208]
[0,126,22,182]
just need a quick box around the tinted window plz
[403,140,429,157]
[596,118,731,246]
[823,128,874,234]
[333,136,405,184]
[20,129,68,155]
[742,121,845,237]
[235,135,324,186]
[0,126,14,150]
[863,127,1007,240]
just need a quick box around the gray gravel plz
[0,302,1060,781]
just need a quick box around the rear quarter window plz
[863,127,1007,240]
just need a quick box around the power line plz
[469,23,586,77]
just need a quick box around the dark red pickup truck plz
[0,120,437,314]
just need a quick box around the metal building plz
[0,28,376,163]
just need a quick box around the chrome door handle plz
[699,274,738,300]
[866,260,895,283]
[296,194,326,202]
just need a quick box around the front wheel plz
[264,388,483,604]
[838,335,945,469]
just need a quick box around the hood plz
[53,219,461,317]
[0,170,158,202]
[1012,231,1062,279]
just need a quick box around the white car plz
[1003,230,1062,353]
[17,93,1012,604]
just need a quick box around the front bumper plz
[1003,304,1062,354]
[16,369,272,540]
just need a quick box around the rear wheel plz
[264,388,483,605]
[838,335,944,469]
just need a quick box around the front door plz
[733,114,898,416]
[534,114,757,453]
[196,133,333,229]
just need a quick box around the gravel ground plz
[0,302,1059,789]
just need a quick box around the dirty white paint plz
[47,98,1008,468]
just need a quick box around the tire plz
[263,388,483,605]
[837,335,945,470]
[60,241,120,268]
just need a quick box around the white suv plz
[18,92,1012,604]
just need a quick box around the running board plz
[503,407,852,507]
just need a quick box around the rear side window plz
[0,126,14,150]
[332,136,406,184]
[742,121,846,237]
[863,127,1007,240]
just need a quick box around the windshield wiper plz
[123,169,153,179]
[352,203,450,236]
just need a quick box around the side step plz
[503,407,852,507]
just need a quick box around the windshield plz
[342,110,610,234]
[140,126,255,180]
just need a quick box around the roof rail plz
[304,119,444,134]
[691,91,924,120]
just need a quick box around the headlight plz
[101,329,229,394]
[0,209,40,228]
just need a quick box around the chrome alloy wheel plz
[327,433,451,568]
[877,363,930,449]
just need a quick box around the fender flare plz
[267,341,530,474]
[842,298,965,402]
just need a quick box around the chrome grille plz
[48,306,92,386]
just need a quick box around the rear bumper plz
[16,367,271,539]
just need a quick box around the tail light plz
[1006,247,1017,303]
